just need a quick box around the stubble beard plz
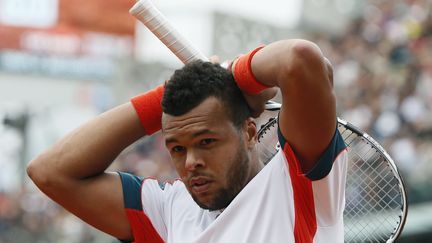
[192,145,251,211]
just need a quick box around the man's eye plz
[200,138,216,146]
[172,146,185,153]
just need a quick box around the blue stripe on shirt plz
[118,172,144,210]
[277,125,346,181]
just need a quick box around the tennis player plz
[27,39,347,243]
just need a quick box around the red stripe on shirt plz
[282,143,317,243]
[125,208,164,243]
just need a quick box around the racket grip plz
[130,0,208,64]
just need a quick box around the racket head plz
[338,118,408,243]
[257,113,408,243]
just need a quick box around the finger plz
[209,55,220,64]
[220,60,230,69]
[264,88,278,101]
[251,110,264,118]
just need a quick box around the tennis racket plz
[130,0,208,64]
[130,1,408,242]
[257,107,408,243]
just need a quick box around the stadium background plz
[0,0,431,242]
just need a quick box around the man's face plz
[162,97,257,210]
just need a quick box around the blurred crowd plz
[1,0,432,242]
[316,0,432,204]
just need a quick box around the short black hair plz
[162,60,251,128]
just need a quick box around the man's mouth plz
[189,177,213,194]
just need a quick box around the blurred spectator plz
[317,0,432,204]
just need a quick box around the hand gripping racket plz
[130,1,408,242]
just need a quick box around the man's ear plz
[243,117,258,149]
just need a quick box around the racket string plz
[344,134,403,242]
[338,125,404,242]
[257,119,405,242]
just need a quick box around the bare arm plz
[27,103,146,240]
[249,39,336,172]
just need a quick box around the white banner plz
[155,0,303,28]
[0,0,58,28]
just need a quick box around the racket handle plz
[130,0,208,64]
[130,0,280,112]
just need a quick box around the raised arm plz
[27,102,147,240]
[235,39,336,172]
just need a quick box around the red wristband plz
[131,84,165,135]
[233,45,270,95]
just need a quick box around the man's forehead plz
[161,98,233,133]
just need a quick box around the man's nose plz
[185,150,205,171]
